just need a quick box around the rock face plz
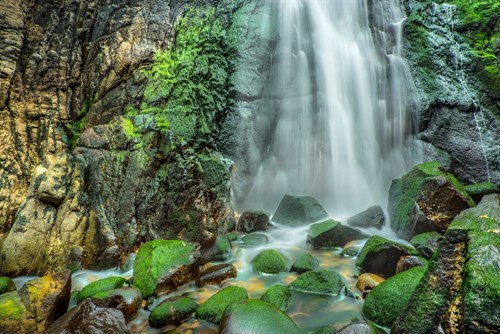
[307,219,368,249]
[347,205,385,230]
[272,195,329,227]
[388,161,475,240]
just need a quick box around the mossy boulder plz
[290,253,320,274]
[289,269,345,295]
[91,287,142,322]
[356,236,419,277]
[0,291,36,333]
[388,162,475,240]
[237,210,270,232]
[307,219,368,249]
[133,240,200,298]
[196,264,237,287]
[149,297,198,328]
[77,276,126,303]
[362,266,426,329]
[196,286,248,324]
[464,182,499,203]
[0,277,16,295]
[347,205,385,230]
[219,299,302,334]
[252,250,288,274]
[260,284,292,311]
[409,232,442,259]
[241,233,268,247]
[272,195,328,227]
[200,236,231,263]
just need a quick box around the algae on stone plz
[260,284,292,311]
[77,276,126,303]
[196,285,248,324]
[289,269,345,295]
[252,250,288,274]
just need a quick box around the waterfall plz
[232,0,420,216]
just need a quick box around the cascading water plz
[233,0,420,216]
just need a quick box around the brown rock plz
[237,210,270,233]
[396,256,425,274]
[356,273,384,295]
[91,287,142,322]
[0,291,37,333]
[196,264,237,287]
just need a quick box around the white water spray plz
[233,0,420,216]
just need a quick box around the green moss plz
[0,277,16,295]
[149,297,198,328]
[290,253,320,274]
[289,269,345,295]
[121,117,140,140]
[363,266,427,329]
[76,276,126,303]
[308,220,336,239]
[410,232,442,258]
[464,182,499,200]
[196,286,248,324]
[260,284,292,311]
[252,250,288,274]
[0,292,26,320]
[356,236,418,267]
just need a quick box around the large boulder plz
[362,266,427,329]
[347,205,385,230]
[196,286,248,324]
[133,240,200,298]
[237,210,270,232]
[392,194,500,333]
[289,269,345,295]
[219,299,302,334]
[388,162,475,240]
[252,250,288,274]
[272,195,328,227]
[356,236,419,278]
[307,219,368,249]
[91,287,142,322]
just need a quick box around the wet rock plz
[307,219,368,249]
[252,250,288,274]
[260,284,292,311]
[0,277,16,295]
[76,276,126,303]
[362,266,426,329]
[220,299,302,334]
[464,182,500,203]
[393,194,500,333]
[347,205,385,230]
[289,269,345,295]
[409,232,442,259]
[337,322,374,334]
[226,232,238,242]
[91,287,142,322]
[388,162,475,240]
[149,297,198,328]
[196,264,237,287]
[196,286,248,324]
[290,253,320,274]
[240,233,268,247]
[355,273,384,296]
[18,270,71,332]
[133,240,200,298]
[341,246,360,257]
[356,236,419,277]
[45,299,130,334]
[200,236,231,263]
[0,291,37,333]
[237,210,270,232]
[395,256,426,274]
[272,195,328,227]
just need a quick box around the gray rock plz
[237,210,270,232]
[347,205,384,230]
[307,219,368,249]
[272,195,328,227]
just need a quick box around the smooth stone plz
[252,250,288,274]
[196,286,248,324]
[347,205,385,230]
[237,210,270,232]
[240,233,268,247]
[396,256,426,274]
[290,253,320,274]
[149,297,198,328]
[77,276,126,303]
[307,219,368,249]
[260,284,292,311]
[272,195,328,227]
[91,287,142,322]
[289,269,345,295]
[196,264,237,287]
[355,273,384,295]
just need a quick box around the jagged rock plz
[237,210,270,232]
[133,240,200,298]
[149,297,198,328]
[196,286,248,324]
[307,219,368,249]
[252,250,288,274]
[464,182,500,203]
[219,299,302,334]
[347,205,385,230]
[240,233,269,247]
[260,284,292,311]
[45,299,130,334]
[200,235,231,263]
[0,291,37,333]
[289,270,345,295]
[272,195,328,227]
[409,231,442,259]
[392,194,500,333]
[77,276,126,303]
[356,236,419,278]
[290,253,320,274]
[91,287,142,322]
[388,161,475,240]
[0,277,16,295]
[196,264,237,287]
[355,273,384,296]
[363,266,427,329]
[395,256,426,274]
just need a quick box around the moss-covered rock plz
[0,277,16,295]
[340,246,360,258]
[290,253,320,274]
[346,205,385,230]
[388,162,475,240]
[149,297,198,328]
[196,264,237,287]
[200,235,231,263]
[241,233,269,247]
[356,236,419,277]
[91,287,142,322]
[237,210,270,233]
[260,284,292,311]
[252,250,288,274]
[0,291,36,333]
[410,232,442,259]
[464,182,500,203]
[196,285,248,324]
[362,266,426,329]
[272,195,328,227]
[289,269,345,295]
[133,240,200,298]
[220,299,302,334]
[77,276,126,303]
[307,219,368,249]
